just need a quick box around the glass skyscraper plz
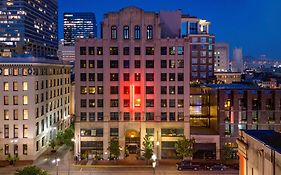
[0,0,58,57]
[64,12,97,46]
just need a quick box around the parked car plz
[206,163,226,171]
[176,160,200,171]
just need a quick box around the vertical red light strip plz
[130,85,134,110]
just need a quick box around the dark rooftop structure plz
[243,130,281,154]
[0,55,70,65]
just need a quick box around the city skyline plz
[58,0,281,59]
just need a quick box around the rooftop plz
[243,130,281,154]
[0,55,70,65]
[201,83,260,90]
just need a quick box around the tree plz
[6,153,19,165]
[107,138,121,160]
[142,135,153,162]
[223,144,233,160]
[15,166,48,175]
[175,137,195,160]
[49,139,56,151]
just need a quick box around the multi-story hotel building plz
[75,7,192,160]
[214,43,229,72]
[0,57,72,161]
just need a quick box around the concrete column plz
[103,123,109,160]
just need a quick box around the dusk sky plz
[58,0,281,59]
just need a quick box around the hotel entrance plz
[125,130,140,159]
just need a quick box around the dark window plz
[169,73,175,81]
[146,60,154,68]
[169,99,175,107]
[123,60,130,68]
[135,73,141,81]
[89,60,95,68]
[97,99,103,107]
[89,73,95,81]
[161,47,167,55]
[110,73,119,81]
[110,86,119,94]
[178,60,184,68]
[89,113,95,121]
[135,60,141,68]
[80,47,86,55]
[146,112,154,121]
[89,47,95,55]
[124,86,130,94]
[161,60,167,68]
[161,73,167,81]
[147,25,153,39]
[161,86,167,94]
[97,73,103,81]
[146,99,154,107]
[178,73,184,81]
[146,86,154,94]
[110,128,119,136]
[110,112,119,121]
[135,112,141,121]
[111,25,117,39]
[97,86,103,94]
[110,47,118,55]
[146,73,154,81]
[135,86,141,94]
[134,47,141,55]
[23,144,27,155]
[124,99,130,107]
[123,26,129,39]
[124,73,130,81]
[161,99,167,107]
[169,112,175,121]
[178,86,184,94]
[97,60,103,68]
[169,86,175,94]
[110,99,119,107]
[123,47,130,55]
[134,25,141,39]
[146,47,154,55]
[97,47,103,55]
[80,100,87,108]
[161,112,167,121]
[97,112,103,121]
[80,73,86,81]
[110,60,119,68]
[80,60,86,68]
[124,112,130,121]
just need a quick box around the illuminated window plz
[22,68,28,76]
[4,82,9,91]
[145,47,154,55]
[23,96,28,105]
[13,96,18,105]
[135,99,141,107]
[169,47,176,55]
[4,68,9,76]
[23,109,28,120]
[135,73,141,81]
[169,86,175,94]
[13,109,18,120]
[89,87,95,94]
[161,99,167,107]
[97,86,103,94]
[4,96,9,105]
[4,110,9,120]
[178,46,184,55]
[89,99,95,107]
[178,99,184,108]
[97,47,103,55]
[123,26,129,39]
[4,125,9,139]
[146,25,153,39]
[13,68,18,76]
[169,60,176,68]
[80,60,86,68]
[134,25,141,39]
[178,60,184,68]
[14,124,18,138]
[23,125,28,138]
[23,144,27,155]
[89,47,95,55]
[111,25,117,39]
[22,82,28,91]
[169,73,175,81]
[109,47,118,55]
[110,73,119,81]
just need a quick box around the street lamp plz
[152,154,157,175]
[52,158,60,175]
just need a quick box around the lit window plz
[89,87,96,94]
[134,25,141,39]
[80,86,87,94]
[123,25,129,39]
[4,68,9,76]
[13,82,18,91]
[4,110,9,120]
[111,25,117,39]
[23,125,28,138]
[13,68,18,76]
[22,82,28,91]
[23,109,28,120]
[4,82,9,91]
[135,99,141,107]
[147,25,153,39]
[22,68,28,76]
[23,96,28,105]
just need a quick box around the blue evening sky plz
[58,0,281,59]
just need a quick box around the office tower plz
[0,0,58,57]
[0,56,71,161]
[57,40,75,62]
[214,43,229,72]
[181,16,215,81]
[74,7,190,160]
[64,13,97,46]
[232,48,243,72]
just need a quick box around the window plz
[161,73,167,81]
[178,60,184,68]
[110,86,119,94]
[135,112,141,121]
[178,112,184,121]
[146,99,154,107]
[4,82,9,91]
[134,25,141,39]
[80,73,86,81]
[135,60,141,68]
[161,128,184,137]
[80,60,86,68]
[169,73,175,81]
[13,109,18,120]
[124,73,130,81]
[123,26,129,39]
[23,144,27,155]
[111,25,117,39]
[14,124,18,138]
[89,87,95,94]
[161,112,167,121]
[161,99,167,107]
[110,60,119,68]
[97,112,104,121]
[23,96,28,105]
[123,60,130,68]
[110,99,119,107]
[169,99,175,107]
[4,125,9,138]
[5,144,9,155]
[23,109,28,120]
[81,86,87,94]
[124,112,130,121]
[146,112,154,121]
[97,47,103,55]
[97,60,103,68]
[146,73,154,81]
[89,99,95,107]
[89,112,95,121]
[147,25,153,39]
[145,47,154,55]
[161,60,167,68]
[4,96,8,105]
[13,82,18,91]
[124,86,130,94]
[178,73,184,81]
[97,73,103,81]
[80,99,87,107]
[36,141,39,151]
[23,124,28,138]
[80,112,87,121]
[161,86,167,94]
[110,47,118,55]
[146,86,154,94]
[110,73,119,81]
[4,68,9,76]
[134,47,141,55]
[178,99,184,108]
[146,128,154,136]
[89,73,95,81]
[146,60,154,68]
[13,96,18,105]
[169,86,175,94]
[4,110,9,120]
[161,47,167,55]
[22,82,28,91]
[110,128,119,136]
[169,47,176,55]
[80,47,86,55]
[178,46,184,55]
[169,60,176,68]
[97,99,103,107]
[89,60,95,68]
[97,86,103,94]
[124,99,130,107]
[89,47,95,55]
[169,112,175,121]
[123,47,130,55]
[135,73,141,81]
[135,86,141,94]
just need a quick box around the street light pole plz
[152,154,157,175]
[52,158,60,175]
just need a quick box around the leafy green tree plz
[175,137,195,160]
[142,135,153,162]
[107,138,121,160]
[55,131,64,146]
[15,166,48,175]
[223,144,233,160]
[62,126,74,148]
[49,139,56,150]
[6,153,19,165]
